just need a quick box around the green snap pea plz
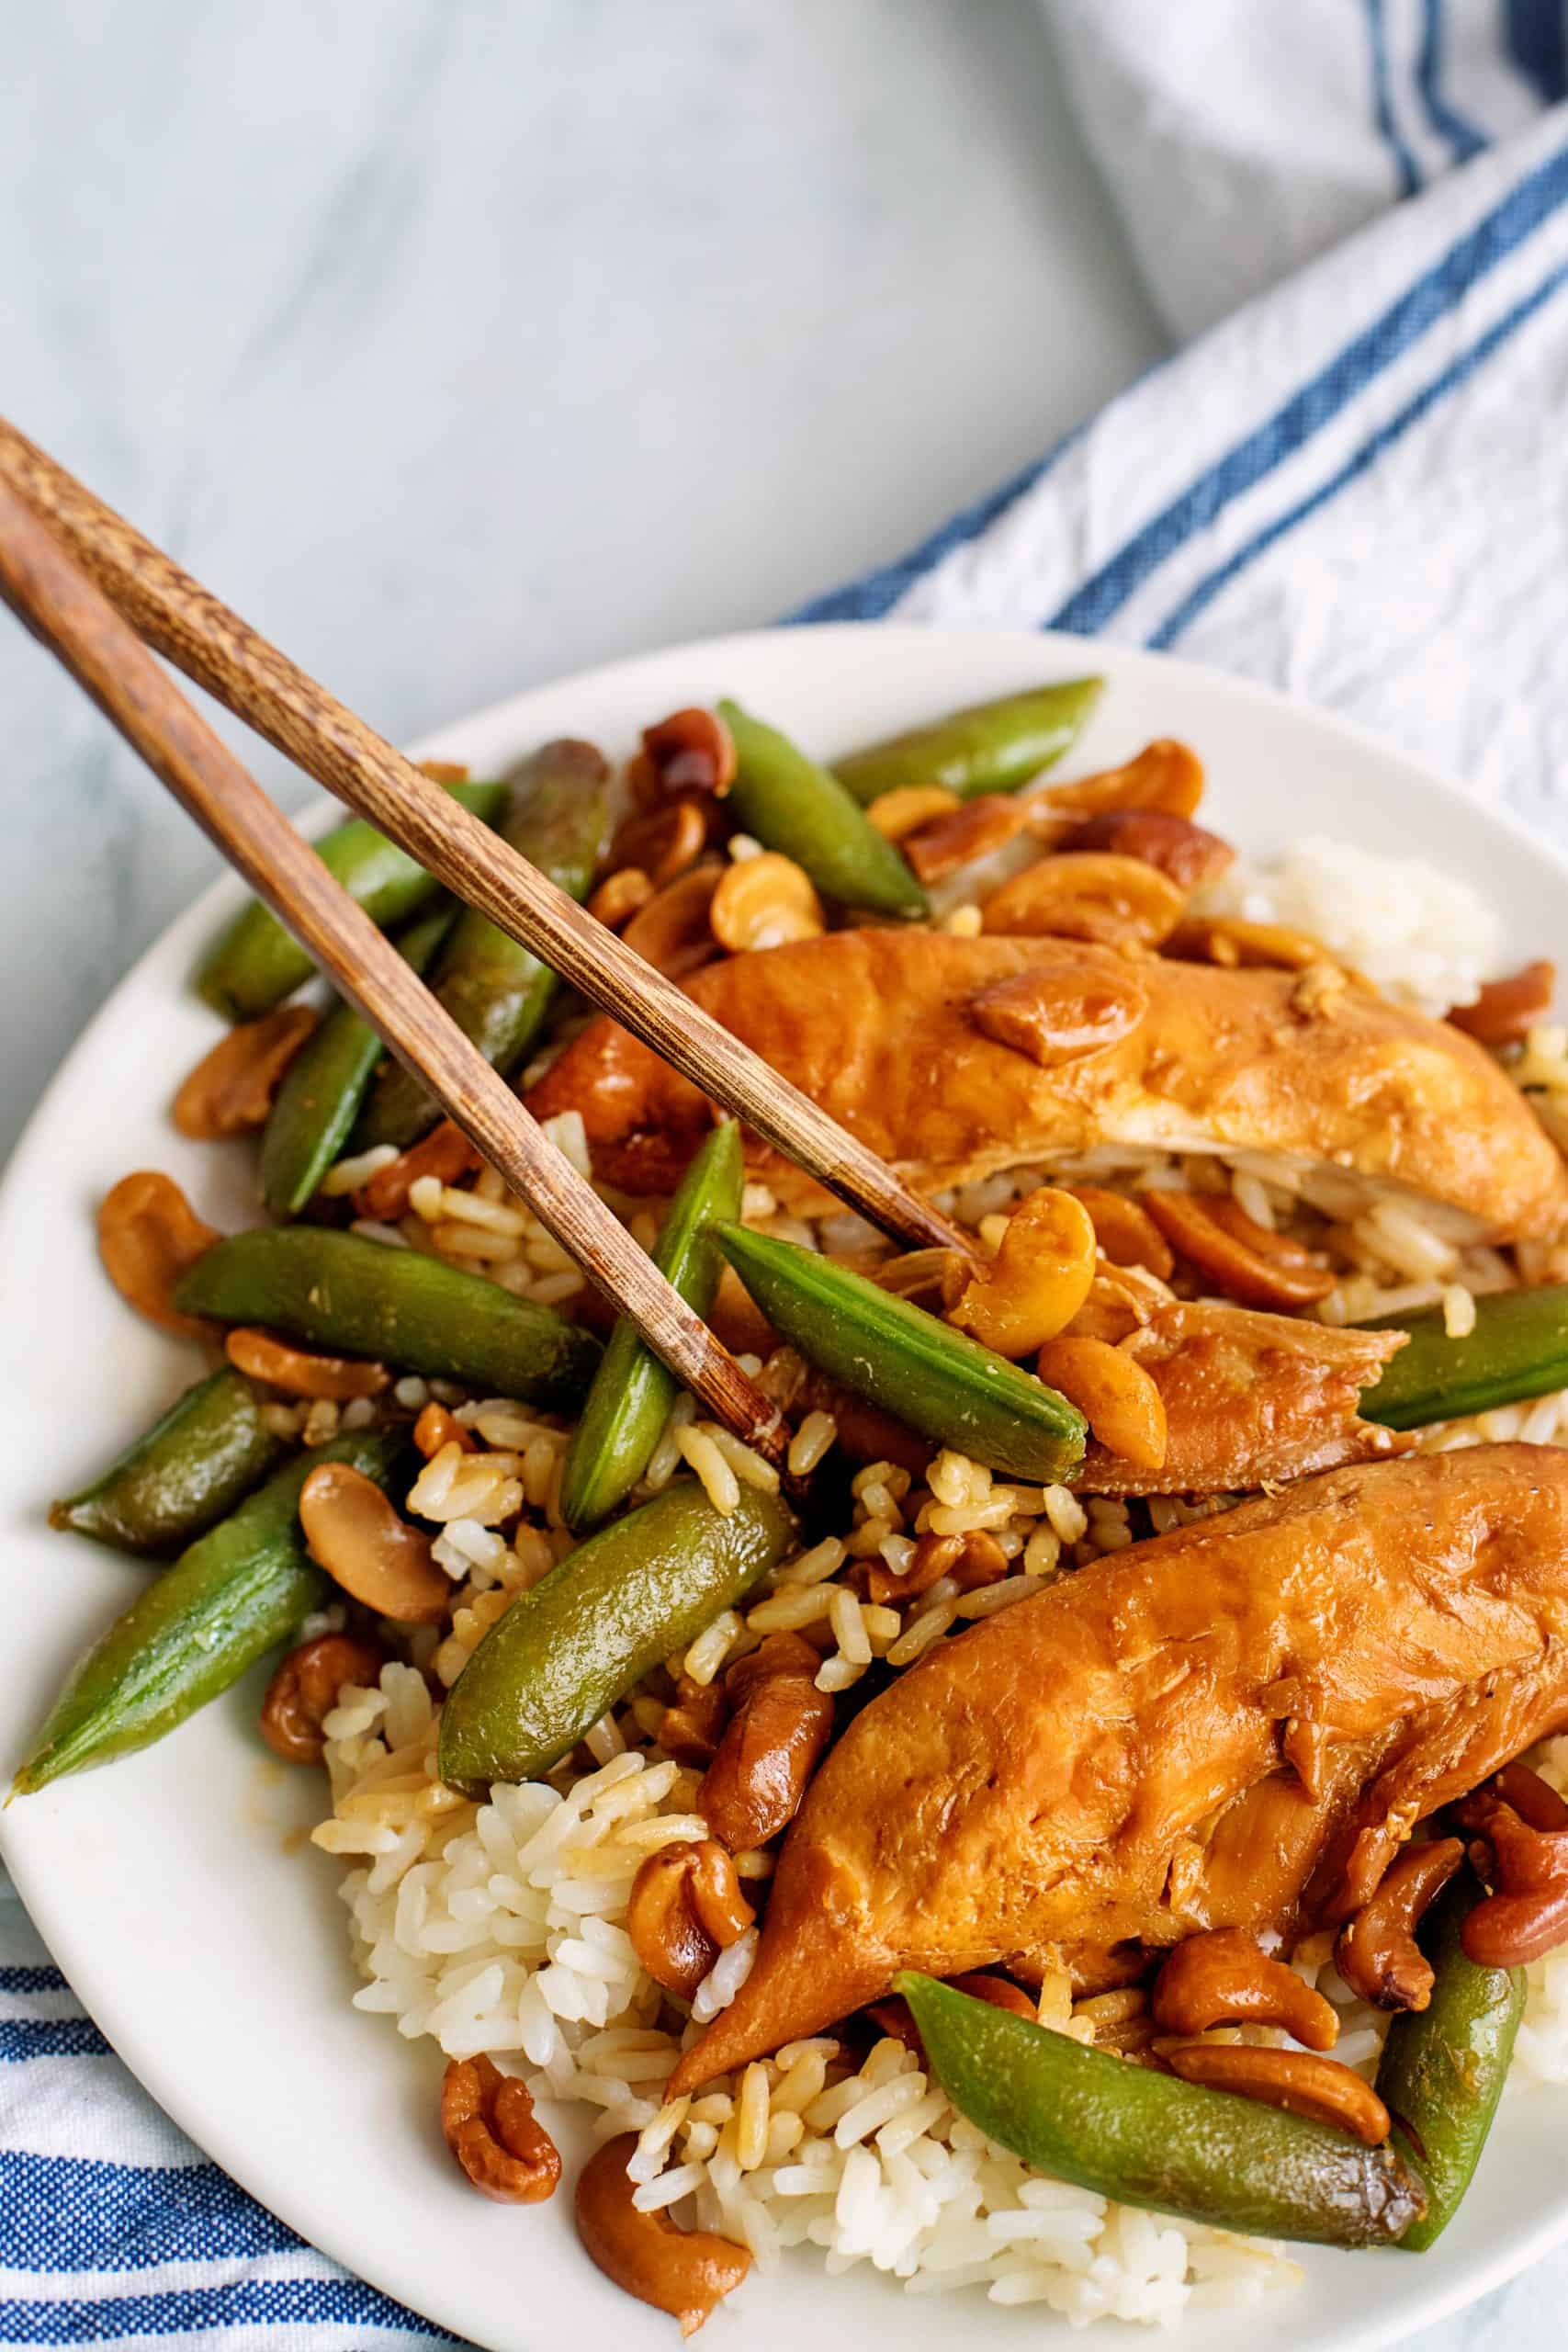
[49,1368,288,1558]
[1360,1283,1568,1430]
[715,1225,1086,1485]
[259,908,455,1216]
[559,1122,744,1532]
[17,1429,404,1792]
[359,741,609,1150]
[717,700,929,922]
[834,677,1104,805]
[437,1479,794,1791]
[1377,1870,1526,2250]
[898,1973,1426,2249]
[194,775,507,1021]
[175,1227,600,1409]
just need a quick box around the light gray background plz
[0,6,1553,2346]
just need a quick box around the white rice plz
[1196,834,1502,1015]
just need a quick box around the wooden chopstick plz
[0,475,795,1468]
[0,418,964,1257]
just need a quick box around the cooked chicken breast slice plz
[525,932,1568,1243]
[671,1445,1568,2089]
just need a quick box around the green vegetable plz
[175,1227,600,1410]
[438,1479,794,1790]
[898,1973,1426,2249]
[359,741,609,1149]
[49,1369,288,1558]
[17,1430,404,1791]
[715,1224,1086,1484]
[194,775,507,1021]
[259,907,454,1216]
[834,677,1103,805]
[1377,1870,1526,2250]
[1361,1283,1568,1430]
[718,699,929,922]
[559,1123,744,1532]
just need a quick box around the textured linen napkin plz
[8,8,1568,2344]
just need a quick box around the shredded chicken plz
[672,1446,1568,2087]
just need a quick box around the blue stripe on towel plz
[0,2017,109,2062]
[1045,131,1568,638]
[1418,0,1488,161]
[1367,0,1423,197]
[0,2275,452,2345]
[0,2153,300,2273]
[0,1967,67,1995]
[1506,0,1568,102]
[1147,257,1568,648]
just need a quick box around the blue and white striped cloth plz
[8,7,1568,2344]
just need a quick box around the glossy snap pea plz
[175,1227,600,1409]
[715,1225,1086,1484]
[49,1368,287,1557]
[359,741,609,1149]
[194,775,507,1021]
[1377,1869,1526,2250]
[437,1479,794,1791]
[17,1429,403,1792]
[1360,1283,1568,1430]
[717,700,928,922]
[559,1122,744,1532]
[259,908,454,1215]
[834,677,1103,805]
[899,1973,1426,2249]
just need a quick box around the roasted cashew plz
[441,2052,561,2204]
[698,1634,834,1850]
[1335,1838,1465,2010]
[575,2132,750,2335]
[1165,2044,1390,2145]
[259,1633,387,1764]
[299,1462,450,1624]
[1141,1190,1335,1311]
[1152,1927,1338,2051]
[627,1840,755,1998]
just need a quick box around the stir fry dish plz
[27,680,1568,2330]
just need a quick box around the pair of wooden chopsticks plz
[0,422,961,1469]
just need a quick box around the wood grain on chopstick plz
[0,417,963,1256]
[0,476,791,1464]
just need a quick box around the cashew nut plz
[1457,1768,1568,1967]
[172,1004,318,1139]
[353,1119,479,1221]
[607,797,712,891]
[1165,2044,1391,2144]
[575,2132,750,2335]
[627,1840,755,1998]
[299,1462,450,1624]
[903,794,1028,884]
[698,1634,834,1850]
[1335,1838,1465,2010]
[1035,1333,1168,1471]
[709,852,826,954]
[628,707,737,806]
[619,864,726,980]
[97,1170,220,1335]
[1142,1190,1335,1311]
[1057,807,1235,891]
[225,1327,389,1401]
[1152,1927,1338,2051]
[1063,1185,1174,1278]
[864,785,961,840]
[967,961,1149,1070]
[943,1186,1098,1358]
[259,1632,387,1764]
[441,2052,561,2204]
[589,866,656,930]
[1030,739,1203,823]
[412,1401,474,1460]
[982,852,1188,950]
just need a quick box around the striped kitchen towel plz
[9,11,1568,2346]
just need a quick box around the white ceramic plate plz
[4,624,1566,2352]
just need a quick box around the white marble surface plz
[2,6,1562,2347]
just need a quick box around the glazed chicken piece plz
[525,932,1568,1242]
[1079,1302,1412,1494]
[671,1445,1568,2089]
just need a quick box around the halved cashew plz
[1152,1926,1338,2050]
[1058,807,1235,891]
[588,866,656,930]
[608,796,712,890]
[299,1462,450,1623]
[942,1187,1097,1357]
[576,2133,751,2335]
[659,1673,732,1768]
[903,794,1028,884]
[173,1004,319,1139]
[865,1527,1008,1604]
[225,1327,389,1400]
[1031,739,1203,822]
[967,960,1148,1069]
[97,1170,219,1335]
[259,1632,387,1764]
[698,1634,834,1850]
[1064,1185,1174,1278]
[441,2052,561,2204]
[865,785,961,840]
[709,853,825,954]
[628,707,738,807]
[1064,1262,1175,1345]
[982,853,1187,949]
[1449,958,1556,1047]
[626,1839,755,1998]
[1165,913,1346,975]
[1141,1190,1335,1310]
[620,864,725,979]
[1456,1768,1568,1967]
[1335,1838,1465,2010]
[1035,1334,1168,1472]
[1164,2045,1390,2145]
[354,1119,479,1221]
